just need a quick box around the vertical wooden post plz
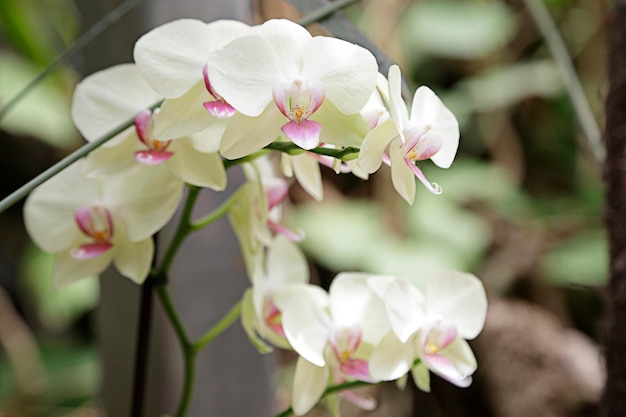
[603,1,626,415]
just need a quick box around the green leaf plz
[402,1,517,60]
[19,244,99,332]
[0,52,79,148]
[541,230,608,286]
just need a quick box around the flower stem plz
[264,142,360,160]
[188,192,238,232]
[193,300,242,352]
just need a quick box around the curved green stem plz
[175,346,197,417]
[193,300,242,352]
[273,380,373,417]
[156,284,192,348]
[189,192,238,232]
[154,186,201,279]
[264,142,360,161]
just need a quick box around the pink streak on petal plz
[423,353,468,386]
[74,206,95,236]
[434,323,458,350]
[281,119,322,150]
[203,65,217,98]
[404,159,442,194]
[134,109,152,146]
[339,390,377,411]
[272,87,289,118]
[203,101,236,118]
[265,180,289,210]
[344,327,363,354]
[308,152,351,173]
[134,150,175,165]
[340,358,373,382]
[382,153,391,167]
[307,80,326,115]
[71,241,113,260]
[413,132,443,161]
[268,220,305,242]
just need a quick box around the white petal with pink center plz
[358,65,460,204]
[206,19,378,156]
[242,235,310,351]
[73,64,226,190]
[276,273,390,415]
[368,272,486,390]
[24,161,182,286]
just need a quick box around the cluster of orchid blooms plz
[22,18,487,416]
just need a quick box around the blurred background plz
[0,0,609,416]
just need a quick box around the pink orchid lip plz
[268,219,304,242]
[72,205,115,260]
[71,241,113,260]
[203,65,236,118]
[134,108,175,165]
[281,119,322,150]
[134,150,175,165]
[203,101,236,119]
[263,298,286,337]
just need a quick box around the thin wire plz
[523,0,605,165]
[0,0,144,122]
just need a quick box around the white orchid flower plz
[133,19,250,139]
[368,271,487,391]
[241,235,309,352]
[205,19,378,158]
[71,63,227,190]
[23,161,183,286]
[358,65,460,204]
[276,273,391,415]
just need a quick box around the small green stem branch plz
[273,380,373,417]
[193,300,242,352]
[264,142,360,161]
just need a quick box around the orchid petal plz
[152,82,216,140]
[219,107,283,159]
[281,119,322,150]
[411,363,431,392]
[410,86,460,169]
[134,150,175,165]
[24,161,102,253]
[114,237,153,284]
[71,242,113,260]
[71,64,161,143]
[330,273,390,344]
[369,331,414,381]
[314,100,371,148]
[187,124,225,154]
[340,358,371,382]
[277,285,331,367]
[83,135,141,178]
[290,153,323,202]
[53,249,113,288]
[389,139,417,204]
[425,271,487,340]
[301,36,377,115]
[166,139,227,190]
[134,19,250,98]
[241,289,274,353]
[383,277,427,343]
[292,356,328,416]
[387,65,410,132]
[103,165,183,242]
[266,235,308,287]
[358,118,398,173]
[205,35,282,117]
[404,160,443,195]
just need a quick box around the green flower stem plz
[0,99,163,215]
[154,185,201,280]
[273,380,373,417]
[193,300,242,353]
[264,142,360,161]
[188,191,238,232]
[156,284,192,349]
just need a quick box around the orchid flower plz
[358,65,460,204]
[276,273,391,415]
[228,157,303,276]
[71,64,227,190]
[368,271,487,391]
[23,161,183,286]
[241,235,309,352]
[204,19,378,158]
[133,19,250,139]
